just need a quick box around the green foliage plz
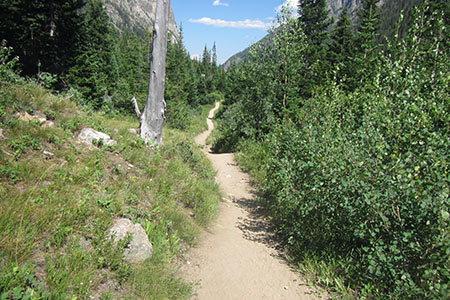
[297,0,333,97]
[216,0,449,297]
[203,92,223,105]
[0,40,19,82]
[66,0,114,109]
[8,135,42,159]
[0,262,58,299]
[0,0,85,77]
[37,72,57,90]
[328,8,357,91]
[213,9,305,152]
[0,76,221,298]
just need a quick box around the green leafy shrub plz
[262,23,449,298]
[202,92,223,105]
[37,72,57,90]
[215,2,448,297]
[0,40,19,82]
[8,135,42,159]
[0,262,58,299]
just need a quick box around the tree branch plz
[130,97,141,119]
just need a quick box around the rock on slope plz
[102,0,179,41]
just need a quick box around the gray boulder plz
[77,128,117,147]
[109,218,153,263]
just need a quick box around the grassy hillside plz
[0,75,220,298]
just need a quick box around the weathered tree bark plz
[139,0,169,145]
[130,97,141,119]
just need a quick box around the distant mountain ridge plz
[102,0,179,41]
[223,0,417,69]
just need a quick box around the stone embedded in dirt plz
[41,120,55,128]
[128,128,138,135]
[0,128,5,140]
[16,111,47,123]
[42,150,54,158]
[78,236,93,252]
[108,218,153,263]
[77,128,117,148]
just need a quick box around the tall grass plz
[0,79,220,299]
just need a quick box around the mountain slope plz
[223,0,418,69]
[102,0,179,40]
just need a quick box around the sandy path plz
[181,102,326,299]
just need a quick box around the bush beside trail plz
[213,2,449,298]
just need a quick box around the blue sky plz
[171,0,299,64]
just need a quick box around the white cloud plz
[189,17,270,29]
[213,0,229,7]
[276,0,299,12]
[191,54,200,61]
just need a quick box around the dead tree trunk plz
[139,0,169,145]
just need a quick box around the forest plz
[0,0,448,298]
[0,0,225,122]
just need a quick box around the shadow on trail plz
[233,194,286,259]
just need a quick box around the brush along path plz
[181,102,326,299]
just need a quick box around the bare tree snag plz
[130,97,141,119]
[139,0,169,145]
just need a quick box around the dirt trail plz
[181,102,326,299]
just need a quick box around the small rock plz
[41,120,55,128]
[186,261,191,265]
[42,181,52,187]
[284,286,289,290]
[109,218,153,263]
[0,128,5,140]
[128,128,138,135]
[17,112,46,123]
[78,236,93,252]
[42,150,54,158]
[226,174,232,178]
[77,128,117,148]
[127,163,134,169]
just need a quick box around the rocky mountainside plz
[102,0,179,40]
[224,0,417,69]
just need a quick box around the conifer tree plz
[356,0,381,54]
[298,0,332,47]
[353,0,381,84]
[328,8,356,90]
[297,0,332,98]
[66,0,114,108]
[0,0,85,78]
[212,42,217,66]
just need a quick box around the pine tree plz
[212,42,217,66]
[328,8,356,90]
[354,0,381,84]
[356,0,381,54]
[0,0,85,78]
[297,0,333,98]
[66,0,114,108]
[298,0,332,47]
